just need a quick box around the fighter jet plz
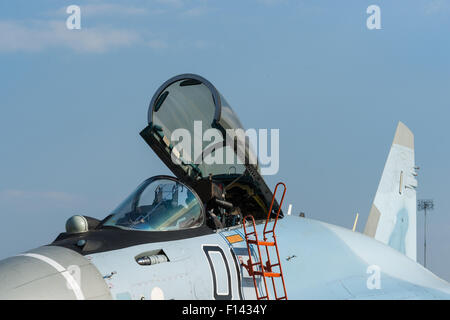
[0,74,449,300]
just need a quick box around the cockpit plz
[138,74,282,229]
[58,73,282,245]
[100,173,249,232]
[102,73,282,233]
[102,176,204,232]
[51,74,283,256]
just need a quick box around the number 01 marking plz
[202,245,232,300]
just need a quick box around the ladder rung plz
[243,261,261,270]
[270,263,280,267]
[253,271,281,277]
[263,272,281,277]
[247,240,275,246]
[246,262,261,268]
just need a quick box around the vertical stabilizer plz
[364,122,418,261]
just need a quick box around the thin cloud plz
[180,7,213,17]
[156,0,185,8]
[0,189,83,204]
[193,39,209,49]
[0,189,89,214]
[0,20,143,53]
[257,0,288,5]
[148,39,168,49]
[50,4,149,17]
[425,0,450,14]
[82,4,149,16]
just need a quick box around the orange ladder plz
[242,182,288,300]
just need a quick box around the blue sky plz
[0,0,449,281]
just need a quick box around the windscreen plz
[103,177,204,231]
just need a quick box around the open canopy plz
[140,74,281,216]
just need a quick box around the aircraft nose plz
[0,245,111,300]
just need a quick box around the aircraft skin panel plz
[324,220,450,293]
[0,245,111,300]
[85,216,450,300]
[86,233,244,300]
[88,237,208,300]
[364,122,417,261]
[275,216,450,299]
[0,215,449,299]
[364,204,381,238]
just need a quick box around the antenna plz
[352,213,359,232]
[417,199,434,268]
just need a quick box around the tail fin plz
[364,122,418,261]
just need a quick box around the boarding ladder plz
[241,182,288,300]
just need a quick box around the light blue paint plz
[0,214,449,299]
[388,208,409,254]
[115,292,132,300]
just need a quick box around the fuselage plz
[1,215,449,300]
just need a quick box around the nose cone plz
[0,245,111,300]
